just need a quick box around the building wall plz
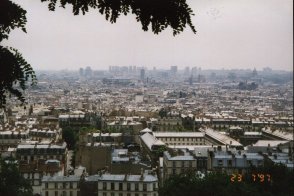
[97,181,158,196]
[42,181,80,196]
[163,152,197,180]
[76,145,112,175]
[157,136,205,146]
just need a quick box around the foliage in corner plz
[0,157,33,196]
[0,46,37,107]
[40,0,197,36]
[0,0,37,108]
[0,0,27,41]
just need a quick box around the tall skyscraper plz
[79,68,84,76]
[140,69,145,81]
[184,66,190,75]
[170,66,178,75]
[85,66,92,77]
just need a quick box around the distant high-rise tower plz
[189,74,193,85]
[252,68,258,77]
[170,66,178,75]
[85,66,92,77]
[191,67,197,75]
[140,69,145,81]
[79,68,84,76]
[184,66,190,75]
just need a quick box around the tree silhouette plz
[0,157,33,196]
[0,0,196,107]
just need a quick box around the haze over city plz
[3,0,293,71]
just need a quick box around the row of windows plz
[164,168,195,176]
[17,148,65,154]
[216,159,263,167]
[102,193,157,196]
[165,143,204,146]
[23,173,41,179]
[20,155,64,161]
[45,190,76,196]
[158,137,203,142]
[45,182,77,189]
[172,161,194,167]
[101,182,156,192]
[0,135,28,139]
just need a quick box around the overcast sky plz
[3,0,293,71]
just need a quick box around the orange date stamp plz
[230,173,271,183]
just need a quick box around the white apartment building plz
[97,173,159,196]
[41,175,80,196]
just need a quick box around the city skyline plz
[3,0,293,71]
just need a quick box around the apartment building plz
[16,142,67,191]
[208,148,264,174]
[96,173,158,196]
[163,149,197,181]
[42,175,80,196]
[0,130,29,152]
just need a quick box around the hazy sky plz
[3,0,293,71]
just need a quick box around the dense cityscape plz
[0,66,293,196]
[1,0,293,195]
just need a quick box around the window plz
[172,169,176,175]
[70,191,73,196]
[111,193,115,196]
[111,182,115,190]
[119,183,123,190]
[103,182,107,190]
[218,160,223,166]
[127,183,130,191]
[63,182,67,188]
[228,160,232,167]
[45,183,48,189]
[70,182,73,189]
[45,191,48,196]
[55,183,58,189]
[135,183,139,191]
[172,162,176,167]
[55,191,58,196]
[247,160,252,166]
[198,160,203,167]
[119,194,123,196]
[63,191,67,196]
[153,183,157,191]
[103,193,107,196]
[143,183,147,191]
